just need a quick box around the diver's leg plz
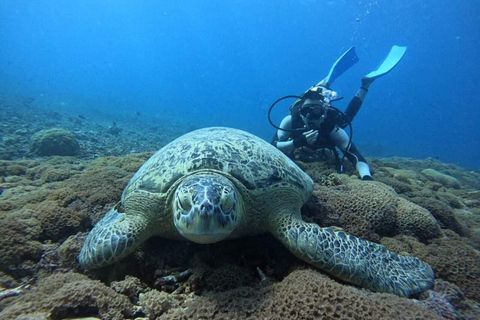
[329,127,372,180]
[342,87,368,127]
[343,143,373,180]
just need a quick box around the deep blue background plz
[1,1,479,168]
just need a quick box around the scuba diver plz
[270,45,407,180]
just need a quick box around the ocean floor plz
[1,95,480,319]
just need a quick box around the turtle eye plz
[220,187,235,213]
[178,190,192,212]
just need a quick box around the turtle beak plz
[175,200,234,244]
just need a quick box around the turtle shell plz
[122,127,313,203]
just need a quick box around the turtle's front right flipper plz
[271,213,434,297]
[79,203,149,269]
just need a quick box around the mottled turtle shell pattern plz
[122,127,313,206]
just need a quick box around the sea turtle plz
[79,127,433,297]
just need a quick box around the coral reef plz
[0,95,194,160]
[160,269,444,320]
[395,197,443,241]
[409,196,469,236]
[421,168,461,189]
[0,154,148,275]
[0,272,132,319]
[421,231,480,301]
[111,275,149,303]
[203,263,256,292]
[29,128,80,156]
[139,289,181,319]
[1,104,480,320]
[304,175,442,243]
[419,280,464,320]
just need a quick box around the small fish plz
[78,115,86,120]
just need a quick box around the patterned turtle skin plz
[79,127,434,297]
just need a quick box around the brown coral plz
[395,197,443,242]
[26,200,89,241]
[110,275,148,303]
[306,176,441,243]
[421,233,480,301]
[421,168,461,189]
[203,263,256,292]
[161,269,444,320]
[410,196,469,236]
[29,128,80,156]
[0,211,43,275]
[0,272,132,320]
[139,289,181,319]
[0,154,148,274]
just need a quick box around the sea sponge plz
[0,272,132,320]
[421,168,461,189]
[29,128,80,156]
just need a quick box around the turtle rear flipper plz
[270,212,434,297]
[79,203,149,269]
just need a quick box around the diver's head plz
[300,98,326,129]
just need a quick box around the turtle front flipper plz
[79,203,149,269]
[270,213,434,297]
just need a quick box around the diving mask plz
[300,104,325,119]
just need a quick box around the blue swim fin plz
[364,45,407,80]
[319,46,359,87]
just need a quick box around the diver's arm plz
[277,115,293,141]
[275,140,296,153]
[273,115,296,153]
[273,116,317,153]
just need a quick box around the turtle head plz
[173,173,240,244]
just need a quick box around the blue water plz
[1,0,479,168]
